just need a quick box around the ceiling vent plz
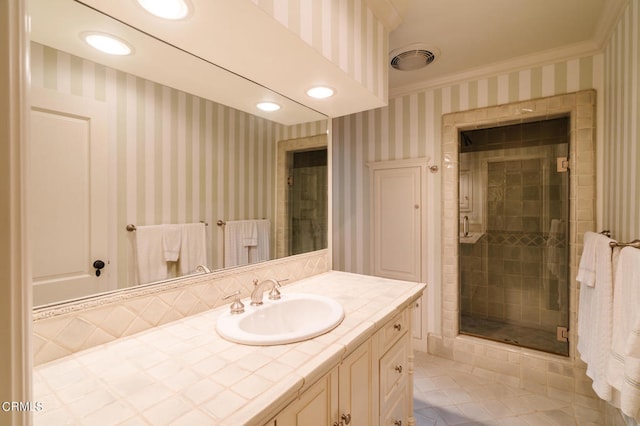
[389,43,439,71]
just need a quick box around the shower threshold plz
[459,315,569,356]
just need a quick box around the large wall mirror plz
[30,0,329,307]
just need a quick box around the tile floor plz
[413,352,605,425]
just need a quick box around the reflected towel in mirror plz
[177,223,207,276]
[135,225,170,284]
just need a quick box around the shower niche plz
[458,116,570,356]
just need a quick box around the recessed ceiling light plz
[307,86,334,99]
[256,102,280,112]
[137,0,190,20]
[83,32,132,56]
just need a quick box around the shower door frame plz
[436,90,597,363]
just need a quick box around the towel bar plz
[609,239,640,249]
[126,221,208,232]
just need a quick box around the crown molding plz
[388,39,601,99]
[388,0,629,99]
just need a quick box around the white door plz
[30,88,109,306]
[372,166,422,282]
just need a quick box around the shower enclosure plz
[458,117,570,356]
[288,148,328,255]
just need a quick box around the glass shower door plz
[458,118,570,356]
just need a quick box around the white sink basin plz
[215,293,345,345]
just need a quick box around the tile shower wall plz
[30,42,327,288]
[290,150,328,255]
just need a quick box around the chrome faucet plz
[250,278,281,305]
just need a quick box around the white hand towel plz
[577,231,615,400]
[242,220,258,247]
[249,219,270,263]
[607,246,640,419]
[162,224,182,262]
[577,231,599,287]
[622,314,640,419]
[135,225,169,284]
[224,221,250,267]
[178,223,207,276]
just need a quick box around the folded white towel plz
[622,314,640,419]
[178,223,207,276]
[248,219,270,263]
[577,231,615,400]
[163,224,182,262]
[577,231,599,287]
[135,225,169,284]
[242,220,258,247]
[607,247,640,419]
[224,221,250,267]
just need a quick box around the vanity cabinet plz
[272,371,334,425]
[272,342,372,426]
[270,306,413,426]
[377,308,411,426]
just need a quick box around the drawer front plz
[380,380,408,426]
[379,333,409,402]
[380,309,409,354]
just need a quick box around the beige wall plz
[602,0,640,242]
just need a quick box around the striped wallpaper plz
[332,54,602,286]
[250,0,388,102]
[603,0,640,243]
[30,42,327,289]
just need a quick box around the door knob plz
[93,260,105,277]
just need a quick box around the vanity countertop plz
[33,271,425,425]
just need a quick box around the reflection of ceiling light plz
[83,32,132,56]
[256,102,280,112]
[137,0,190,20]
[307,86,334,99]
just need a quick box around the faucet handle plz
[268,279,287,300]
[268,285,281,300]
[223,290,245,314]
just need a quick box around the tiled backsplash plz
[33,250,329,366]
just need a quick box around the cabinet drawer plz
[380,380,408,426]
[380,309,409,354]
[379,333,409,402]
